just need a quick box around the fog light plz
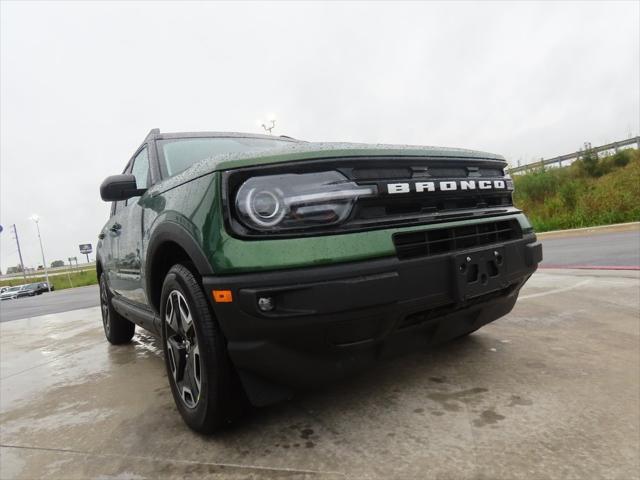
[257,296,275,312]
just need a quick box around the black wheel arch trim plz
[145,221,214,297]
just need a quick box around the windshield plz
[158,137,295,178]
[6,287,20,292]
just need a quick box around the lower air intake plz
[393,219,522,260]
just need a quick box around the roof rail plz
[146,128,160,139]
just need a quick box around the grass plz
[0,269,98,291]
[513,148,640,232]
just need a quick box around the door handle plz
[110,223,122,233]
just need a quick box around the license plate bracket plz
[452,246,509,302]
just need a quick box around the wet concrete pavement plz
[1,269,639,479]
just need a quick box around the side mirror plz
[100,174,146,201]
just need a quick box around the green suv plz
[97,129,542,433]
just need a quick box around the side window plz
[131,148,150,189]
[126,147,150,206]
[112,160,133,216]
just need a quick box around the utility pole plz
[30,216,51,292]
[10,224,28,283]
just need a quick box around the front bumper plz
[204,234,542,406]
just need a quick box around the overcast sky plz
[1,0,638,272]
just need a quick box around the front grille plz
[393,219,521,260]
[354,192,512,221]
[346,162,513,225]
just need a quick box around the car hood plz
[152,141,507,194]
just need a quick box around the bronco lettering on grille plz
[387,180,506,194]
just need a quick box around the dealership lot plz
[1,268,638,479]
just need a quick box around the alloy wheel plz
[165,290,202,409]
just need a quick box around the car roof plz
[148,129,302,143]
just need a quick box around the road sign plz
[79,244,92,254]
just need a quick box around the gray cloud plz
[1,0,638,270]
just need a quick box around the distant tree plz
[51,260,65,268]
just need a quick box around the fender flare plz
[144,221,213,297]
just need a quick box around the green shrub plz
[577,147,601,177]
[612,149,632,167]
[513,148,640,232]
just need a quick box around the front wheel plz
[160,264,240,433]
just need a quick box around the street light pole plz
[30,215,51,292]
[260,115,277,135]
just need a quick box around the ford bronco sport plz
[97,129,542,433]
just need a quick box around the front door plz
[114,146,150,306]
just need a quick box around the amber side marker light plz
[212,290,233,303]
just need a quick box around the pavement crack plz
[0,443,346,477]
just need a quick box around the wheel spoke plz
[182,359,200,407]
[181,386,196,408]
[165,292,181,334]
[178,294,192,334]
[166,336,186,382]
[192,344,201,394]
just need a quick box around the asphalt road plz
[0,285,99,322]
[540,228,639,268]
[0,224,637,323]
[1,269,638,479]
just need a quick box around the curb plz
[537,222,639,238]
[539,265,640,271]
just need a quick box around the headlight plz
[235,171,377,231]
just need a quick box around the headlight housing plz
[234,171,377,232]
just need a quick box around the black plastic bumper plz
[204,235,542,406]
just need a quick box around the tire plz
[160,263,240,433]
[99,273,135,344]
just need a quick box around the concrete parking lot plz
[1,267,638,479]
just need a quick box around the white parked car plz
[1,286,23,300]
